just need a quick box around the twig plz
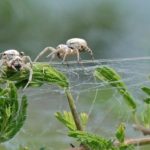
[133,124,150,135]
[114,137,150,146]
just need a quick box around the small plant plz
[0,61,150,150]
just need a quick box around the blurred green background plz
[1,0,150,59]
[0,0,150,150]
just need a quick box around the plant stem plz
[133,124,150,135]
[65,89,83,131]
[114,137,150,146]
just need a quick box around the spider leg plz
[61,51,68,64]
[22,56,33,67]
[0,60,6,75]
[23,65,33,90]
[11,65,18,71]
[75,49,80,63]
[46,49,60,58]
[6,60,18,71]
[87,48,94,60]
[34,47,56,62]
[48,54,55,63]
[21,56,33,90]
[75,49,86,71]
[47,49,62,63]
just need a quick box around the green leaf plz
[143,98,150,104]
[115,123,126,144]
[55,111,76,131]
[55,111,88,131]
[0,82,28,143]
[68,131,114,150]
[1,63,69,89]
[141,86,150,127]
[141,105,150,128]
[80,112,88,129]
[142,87,150,96]
[94,66,136,111]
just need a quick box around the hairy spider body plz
[67,38,91,52]
[0,49,32,90]
[34,38,94,63]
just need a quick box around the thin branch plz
[133,124,150,135]
[114,137,150,146]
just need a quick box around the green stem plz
[65,89,83,131]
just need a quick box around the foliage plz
[141,87,150,128]
[141,104,150,128]
[115,123,125,144]
[0,63,69,89]
[0,62,149,149]
[55,111,88,131]
[94,66,136,111]
[0,82,28,143]
[69,130,134,150]
[142,87,150,104]
[69,130,113,150]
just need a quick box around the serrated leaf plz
[115,123,126,144]
[68,131,114,150]
[94,66,136,111]
[55,111,88,131]
[0,82,28,143]
[80,113,88,129]
[141,87,150,96]
[55,111,76,131]
[1,63,69,89]
[143,98,150,104]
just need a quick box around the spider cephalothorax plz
[34,38,94,63]
[0,49,33,90]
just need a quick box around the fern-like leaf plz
[55,111,88,131]
[0,82,28,143]
[94,66,136,111]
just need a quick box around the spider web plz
[4,57,150,150]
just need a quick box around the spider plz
[0,49,33,90]
[34,38,94,63]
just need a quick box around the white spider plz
[0,49,33,90]
[34,38,94,63]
